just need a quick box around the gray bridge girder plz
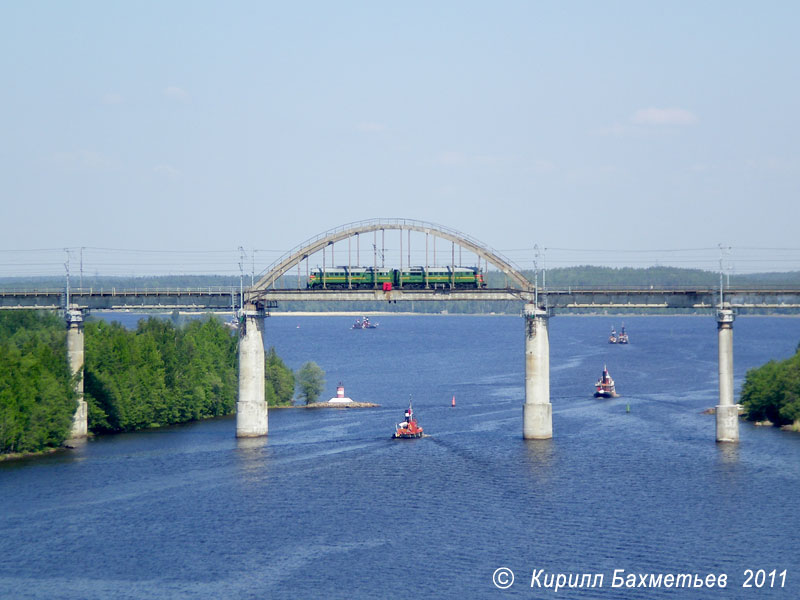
[0,290,235,311]
[257,287,800,309]
[542,289,800,310]
[259,289,533,302]
[3,288,800,311]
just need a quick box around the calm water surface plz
[2,315,799,599]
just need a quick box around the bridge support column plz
[236,303,268,437]
[716,307,739,443]
[523,304,552,439]
[66,308,87,439]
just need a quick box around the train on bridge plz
[308,266,487,290]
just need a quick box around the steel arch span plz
[248,218,531,297]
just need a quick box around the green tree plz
[296,361,325,405]
[741,345,800,426]
[0,311,76,454]
[84,315,239,433]
[265,347,295,406]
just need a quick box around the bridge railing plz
[254,218,525,285]
[541,285,800,292]
[0,287,239,296]
[5,284,800,296]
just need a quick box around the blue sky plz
[2,1,799,276]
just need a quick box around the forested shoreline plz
[740,343,800,430]
[1,312,296,457]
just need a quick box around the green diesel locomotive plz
[308,266,486,289]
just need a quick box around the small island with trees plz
[740,342,800,432]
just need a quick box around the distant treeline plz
[0,311,296,455]
[740,342,800,428]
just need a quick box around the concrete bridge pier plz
[236,302,268,437]
[66,308,87,439]
[716,307,739,443]
[523,304,552,439]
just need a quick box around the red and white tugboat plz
[594,365,619,398]
[617,325,629,344]
[392,402,424,439]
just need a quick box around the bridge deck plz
[3,287,800,311]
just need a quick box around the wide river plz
[2,314,800,599]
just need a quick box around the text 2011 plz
[742,569,786,588]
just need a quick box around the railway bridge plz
[4,218,800,444]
